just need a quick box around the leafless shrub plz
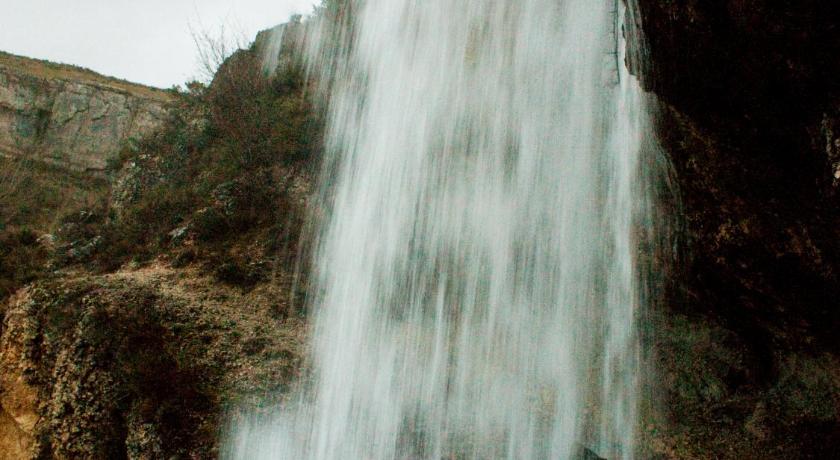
[189,22,248,84]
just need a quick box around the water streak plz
[229,0,663,458]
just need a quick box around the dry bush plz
[190,23,248,84]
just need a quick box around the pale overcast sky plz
[0,0,318,88]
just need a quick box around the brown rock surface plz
[0,265,306,459]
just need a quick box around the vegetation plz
[0,157,108,231]
[0,227,49,299]
[0,158,108,300]
[1,27,321,297]
[84,39,321,283]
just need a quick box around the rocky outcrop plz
[0,52,173,173]
[0,265,305,459]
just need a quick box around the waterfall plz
[228,0,664,458]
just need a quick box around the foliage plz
[207,48,319,171]
[84,43,321,275]
[0,227,49,300]
[0,157,108,232]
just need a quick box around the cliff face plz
[637,1,840,457]
[0,266,306,459]
[0,52,173,173]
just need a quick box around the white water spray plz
[229,0,662,458]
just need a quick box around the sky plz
[0,0,318,88]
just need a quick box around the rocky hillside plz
[0,51,172,173]
[0,25,318,459]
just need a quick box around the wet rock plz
[575,445,606,460]
[637,2,840,457]
[817,110,840,189]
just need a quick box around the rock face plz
[0,51,172,172]
[636,1,840,457]
[0,266,305,459]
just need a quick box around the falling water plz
[229,0,663,458]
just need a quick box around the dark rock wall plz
[639,0,839,136]
[637,1,840,457]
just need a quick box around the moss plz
[65,45,321,280]
[660,314,749,406]
[769,354,840,421]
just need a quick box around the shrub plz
[0,228,50,299]
[192,206,230,242]
[60,36,321,277]
[211,256,267,288]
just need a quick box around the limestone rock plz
[0,266,305,459]
[0,51,173,173]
